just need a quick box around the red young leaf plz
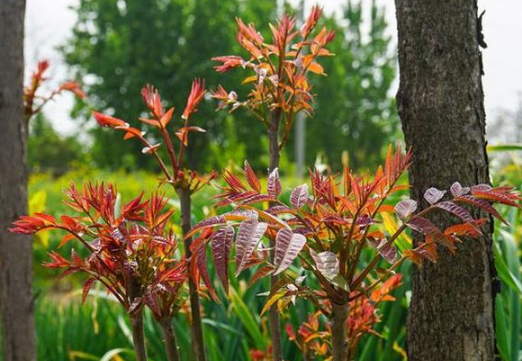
[248,265,275,287]
[374,240,397,263]
[268,168,282,198]
[309,250,339,281]
[407,216,454,251]
[394,199,417,220]
[290,184,309,209]
[211,226,235,293]
[435,201,475,224]
[93,111,129,129]
[195,240,218,302]
[235,219,268,275]
[274,228,307,275]
[82,278,95,304]
[244,160,261,192]
[457,195,507,224]
[450,182,470,197]
[424,187,446,205]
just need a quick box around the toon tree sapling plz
[188,147,522,361]
[211,7,334,358]
[11,184,188,361]
[91,81,215,361]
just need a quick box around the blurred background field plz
[11,0,522,359]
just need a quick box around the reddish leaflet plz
[188,147,522,361]
[11,183,186,361]
[285,275,402,361]
[91,81,215,361]
[24,60,85,122]
[211,7,334,359]
[211,5,334,154]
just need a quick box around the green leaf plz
[493,242,522,294]
[229,287,267,349]
[487,144,522,152]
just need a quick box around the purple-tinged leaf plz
[293,227,314,236]
[394,199,417,220]
[244,160,261,192]
[241,194,275,205]
[450,182,470,197]
[228,208,259,220]
[457,195,507,224]
[211,226,235,293]
[196,240,218,301]
[290,184,309,209]
[369,239,397,263]
[356,214,373,228]
[267,168,281,198]
[192,215,226,231]
[424,187,446,205]
[471,184,492,193]
[274,228,307,275]
[309,250,339,281]
[144,287,160,317]
[407,216,454,250]
[266,205,293,215]
[235,219,267,275]
[248,265,274,287]
[128,297,143,315]
[407,216,443,237]
[435,201,475,224]
[82,278,95,304]
[377,240,397,263]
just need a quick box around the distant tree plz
[299,0,398,170]
[64,0,397,172]
[0,0,36,360]
[28,115,87,175]
[64,0,277,171]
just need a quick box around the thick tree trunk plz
[267,109,283,361]
[0,1,36,361]
[395,1,496,360]
[177,187,207,361]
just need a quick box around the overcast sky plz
[26,0,522,135]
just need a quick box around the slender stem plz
[331,302,350,361]
[351,224,407,289]
[268,109,281,172]
[267,109,283,361]
[177,187,207,361]
[130,311,148,361]
[159,125,178,176]
[160,318,181,361]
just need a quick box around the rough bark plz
[130,312,148,361]
[331,302,349,361]
[160,318,181,361]
[177,187,207,361]
[395,1,496,360]
[267,109,283,361]
[0,1,36,361]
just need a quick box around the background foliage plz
[58,0,397,173]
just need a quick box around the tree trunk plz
[177,187,207,361]
[267,109,283,361]
[331,302,349,361]
[160,318,181,361]
[395,1,496,360]
[0,1,36,361]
